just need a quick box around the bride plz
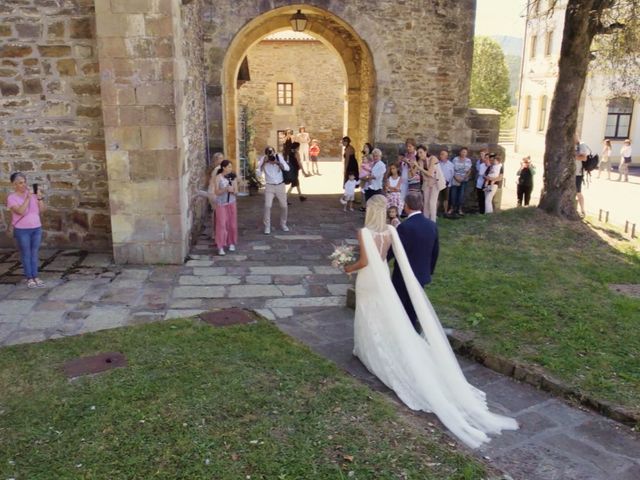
[344,195,518,448]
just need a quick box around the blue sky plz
[475,0,527,38]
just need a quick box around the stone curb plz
[346,287,639,427]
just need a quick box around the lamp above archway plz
[289,9,308,32]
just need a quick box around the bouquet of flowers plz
[329,243,355,269]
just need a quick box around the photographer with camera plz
[213,160,238,255]
[7,172,46,288]
[258,146,290,235]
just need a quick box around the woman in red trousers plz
[213,159,238,255]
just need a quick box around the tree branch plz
[595,21,625,34]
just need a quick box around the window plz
[544,30,554,55]
[277,82,293,105]
[605,97,633,139]
[524,95,532,129]
[538,95,548,131]
[530,35,537,59]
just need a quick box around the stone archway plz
[221,5,376,163]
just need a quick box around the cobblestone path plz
[1,193,638,479]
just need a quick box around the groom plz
[389,191,439,333]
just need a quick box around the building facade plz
[515,0,639,164]
[1,0,490,263]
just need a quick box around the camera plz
[224,172,237,181]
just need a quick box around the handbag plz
[435,163,447,191]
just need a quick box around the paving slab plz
[178,275,241,286]
[173,286,226,299]
[20,311,65,329]
[80,253,113,268]
[266,296,345,308]
[249,266,312,275]
[192,267,227,276]
[80,306,130,333]
[1,299,38,314]
[47,281,94,301]
[227,285,283,298]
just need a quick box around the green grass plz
[430,208,640,413]
[0,319,487,479]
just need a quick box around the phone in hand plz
[32,183,39,194]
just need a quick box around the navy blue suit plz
[389,213,439,332]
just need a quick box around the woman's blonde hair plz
[364,195,389,233]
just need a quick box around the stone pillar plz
[95,0,187,264]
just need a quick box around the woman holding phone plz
[7,172,46,288]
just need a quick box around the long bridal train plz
[353,226,518,448]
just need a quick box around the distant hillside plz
[491,35,523,57]
[491,36,523,105]
[505,55,522,105]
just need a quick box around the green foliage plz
[0,320,486,479]
[470,37,513,117]
[583,0,640,96]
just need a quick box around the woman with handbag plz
[7,172,46,288]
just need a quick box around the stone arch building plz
[0,0,484,264]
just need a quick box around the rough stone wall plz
[204,0,476,151]
[0,0,110,249]
[175,1,207,246]
[238,40,345,157]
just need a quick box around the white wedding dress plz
[353,226,518,448]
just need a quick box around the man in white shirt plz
[361,148,387,203]
[257,146,290,235]
[437,149,454,215]
[618,138,632,182]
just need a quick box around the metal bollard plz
[605,211,610,223]
[599,209,603,221]
[632,224,637,239]
[625,221,629,234]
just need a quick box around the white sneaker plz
[264,226,271,235]
[339,198,347,205]
[218,248,226,256]
[228,244,236,252]
[281,225,290,232]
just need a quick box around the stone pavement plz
[1,192,639,480]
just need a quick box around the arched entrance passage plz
[222,5,376,164]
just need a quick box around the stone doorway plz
[220,5,376,167]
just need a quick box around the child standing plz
[309,139,321,175]
[384,163,403,213]
[340,172,359,211]
[387,206,401,227]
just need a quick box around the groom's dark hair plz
[404,191,423,211]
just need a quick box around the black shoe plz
[287,201,292,206]
[300,196,307,202]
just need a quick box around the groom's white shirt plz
[406,211,421,219]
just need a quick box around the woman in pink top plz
[7,172,46,288]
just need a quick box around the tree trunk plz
[538,0,614,219]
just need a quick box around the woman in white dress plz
[344,195,518,448]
